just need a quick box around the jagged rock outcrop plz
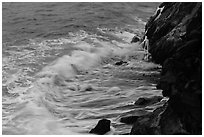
[131,2,202,135]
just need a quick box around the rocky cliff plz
[130,2,202,135]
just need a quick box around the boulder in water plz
[134,96,163,106]
[89,119,111,135]
[131,35,140,43]
[114,60,128,66]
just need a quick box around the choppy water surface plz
[2,2,163,135]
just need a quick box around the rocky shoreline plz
[130,2,202,135]
[89,2,201,135]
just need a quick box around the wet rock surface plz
[114,60,128,66]
[134,96,163,106]
[89,119,111,135]
[120,116,139,125]
[131,35,140,43]
[131,2,202,135]
[130,103,167,135]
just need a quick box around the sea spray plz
[37,40,143,84]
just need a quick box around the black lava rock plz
[89,119,111,135]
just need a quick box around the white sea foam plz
[3,29,159,135]
[37,39,143,84]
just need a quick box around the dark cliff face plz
[146,2,201,64]
[131,2,202,135]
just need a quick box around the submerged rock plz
[131,35,140,43]
[134,96,163,106]
[79,84,93,92]
[89,119,111,135]
[107,86,121,93]
[114,60,128,66]
[131,2,202,135]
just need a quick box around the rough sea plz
[2,2,163,135]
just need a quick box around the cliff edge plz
[130,2,202,135]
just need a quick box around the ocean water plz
[2,2,163,135]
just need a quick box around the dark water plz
[3,2,159,44]
[2,2,163,135]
